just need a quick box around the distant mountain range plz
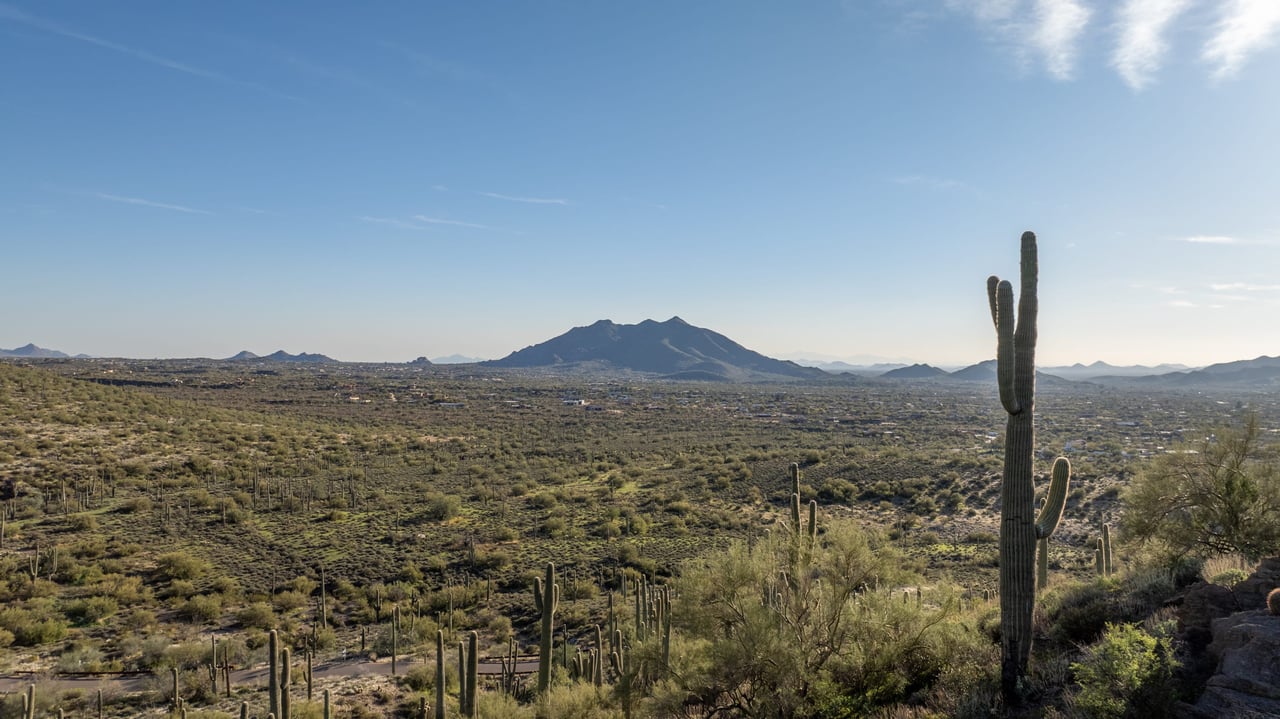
[484,317,826,381]
[1089,355,1280,389]
[1039,360,1192,380]
[226,350,337,363]
[5,338,1277,389]
[432,354,485,364]
[0,343,90,359]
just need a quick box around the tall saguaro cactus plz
[987,231,1071,699]
[533,561,559,695]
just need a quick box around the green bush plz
[66,595,119,624]
[156,551,209,580]
[1071,623,1179,719]
[1208,569,1250,588]
[658,519,993,717]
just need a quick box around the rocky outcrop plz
[1185,612,1280,717]
[1232,557,1280,610]
[1175,558,1280,718]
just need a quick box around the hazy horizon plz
[5,2,1279,368]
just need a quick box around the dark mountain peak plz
[881,363,948,379]
[485,317,823,380]
[0,343,71,358]
[227,351,259,361]
[409,356,434,365]
[261,350,336,363]
[950,360,998,381]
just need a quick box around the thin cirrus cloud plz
[1203,0,1280,79]
[1030,0,1092,80]
[478,192,569,206]
[412,215,489,229]
[94,192,212,215]
[951,0,1280,86]
[1111,0,1193,89]
[358,215,491,230]
[1182,235,1241,244]
[1209,282,1280,292]
[0,3,295,100]
[357,216,425,230]
[949,0,1091,80]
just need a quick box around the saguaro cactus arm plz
[1035,457,1071,539]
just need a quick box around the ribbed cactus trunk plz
[268,629,280,719]
[435,630,446,719]
[465,630,478,717]
[533,561,559,695]
[988,232,1070,701]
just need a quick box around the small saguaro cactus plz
[533,561,560,695]
[986,231,1071,699]
[610,637,640,719]
[268,629,280,719]
[280,646,292,719]
[1103,524,1114,576]
[435,630,447,719]
[464,630,478,717]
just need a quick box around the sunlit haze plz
[4,1,1278,367]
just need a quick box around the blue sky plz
[3,1,1278,366]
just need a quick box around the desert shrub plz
[68,513,98,530]
[238,602,276,629]
[0,606,67,646]
[181,594,223,623]
[1070,623,1179,718]
[1208,569,1250,588]
[541,517,567,538]
[66,595,118,624]
[423,491,461,521]
[1268,588,1280,615]
[475,548,512,570]
[402,662,436,691]
[156,551,209,580]
[273,590,309,612]
[660,519,992,717]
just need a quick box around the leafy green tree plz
[1122,414,1280,561]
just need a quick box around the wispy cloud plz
[358,216,426,230]
[1203,0,1280,79]
[1183,235,1242,244]
[1031,0,1093,80]
[0,3,294,99]
[95,192,212,215]
[413,215,489,229]
[949,0,1091,80]
[1209,282,1280,292]
[948,0,1021,23]
[1112,0,1193,89]
[478,192,569,206]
